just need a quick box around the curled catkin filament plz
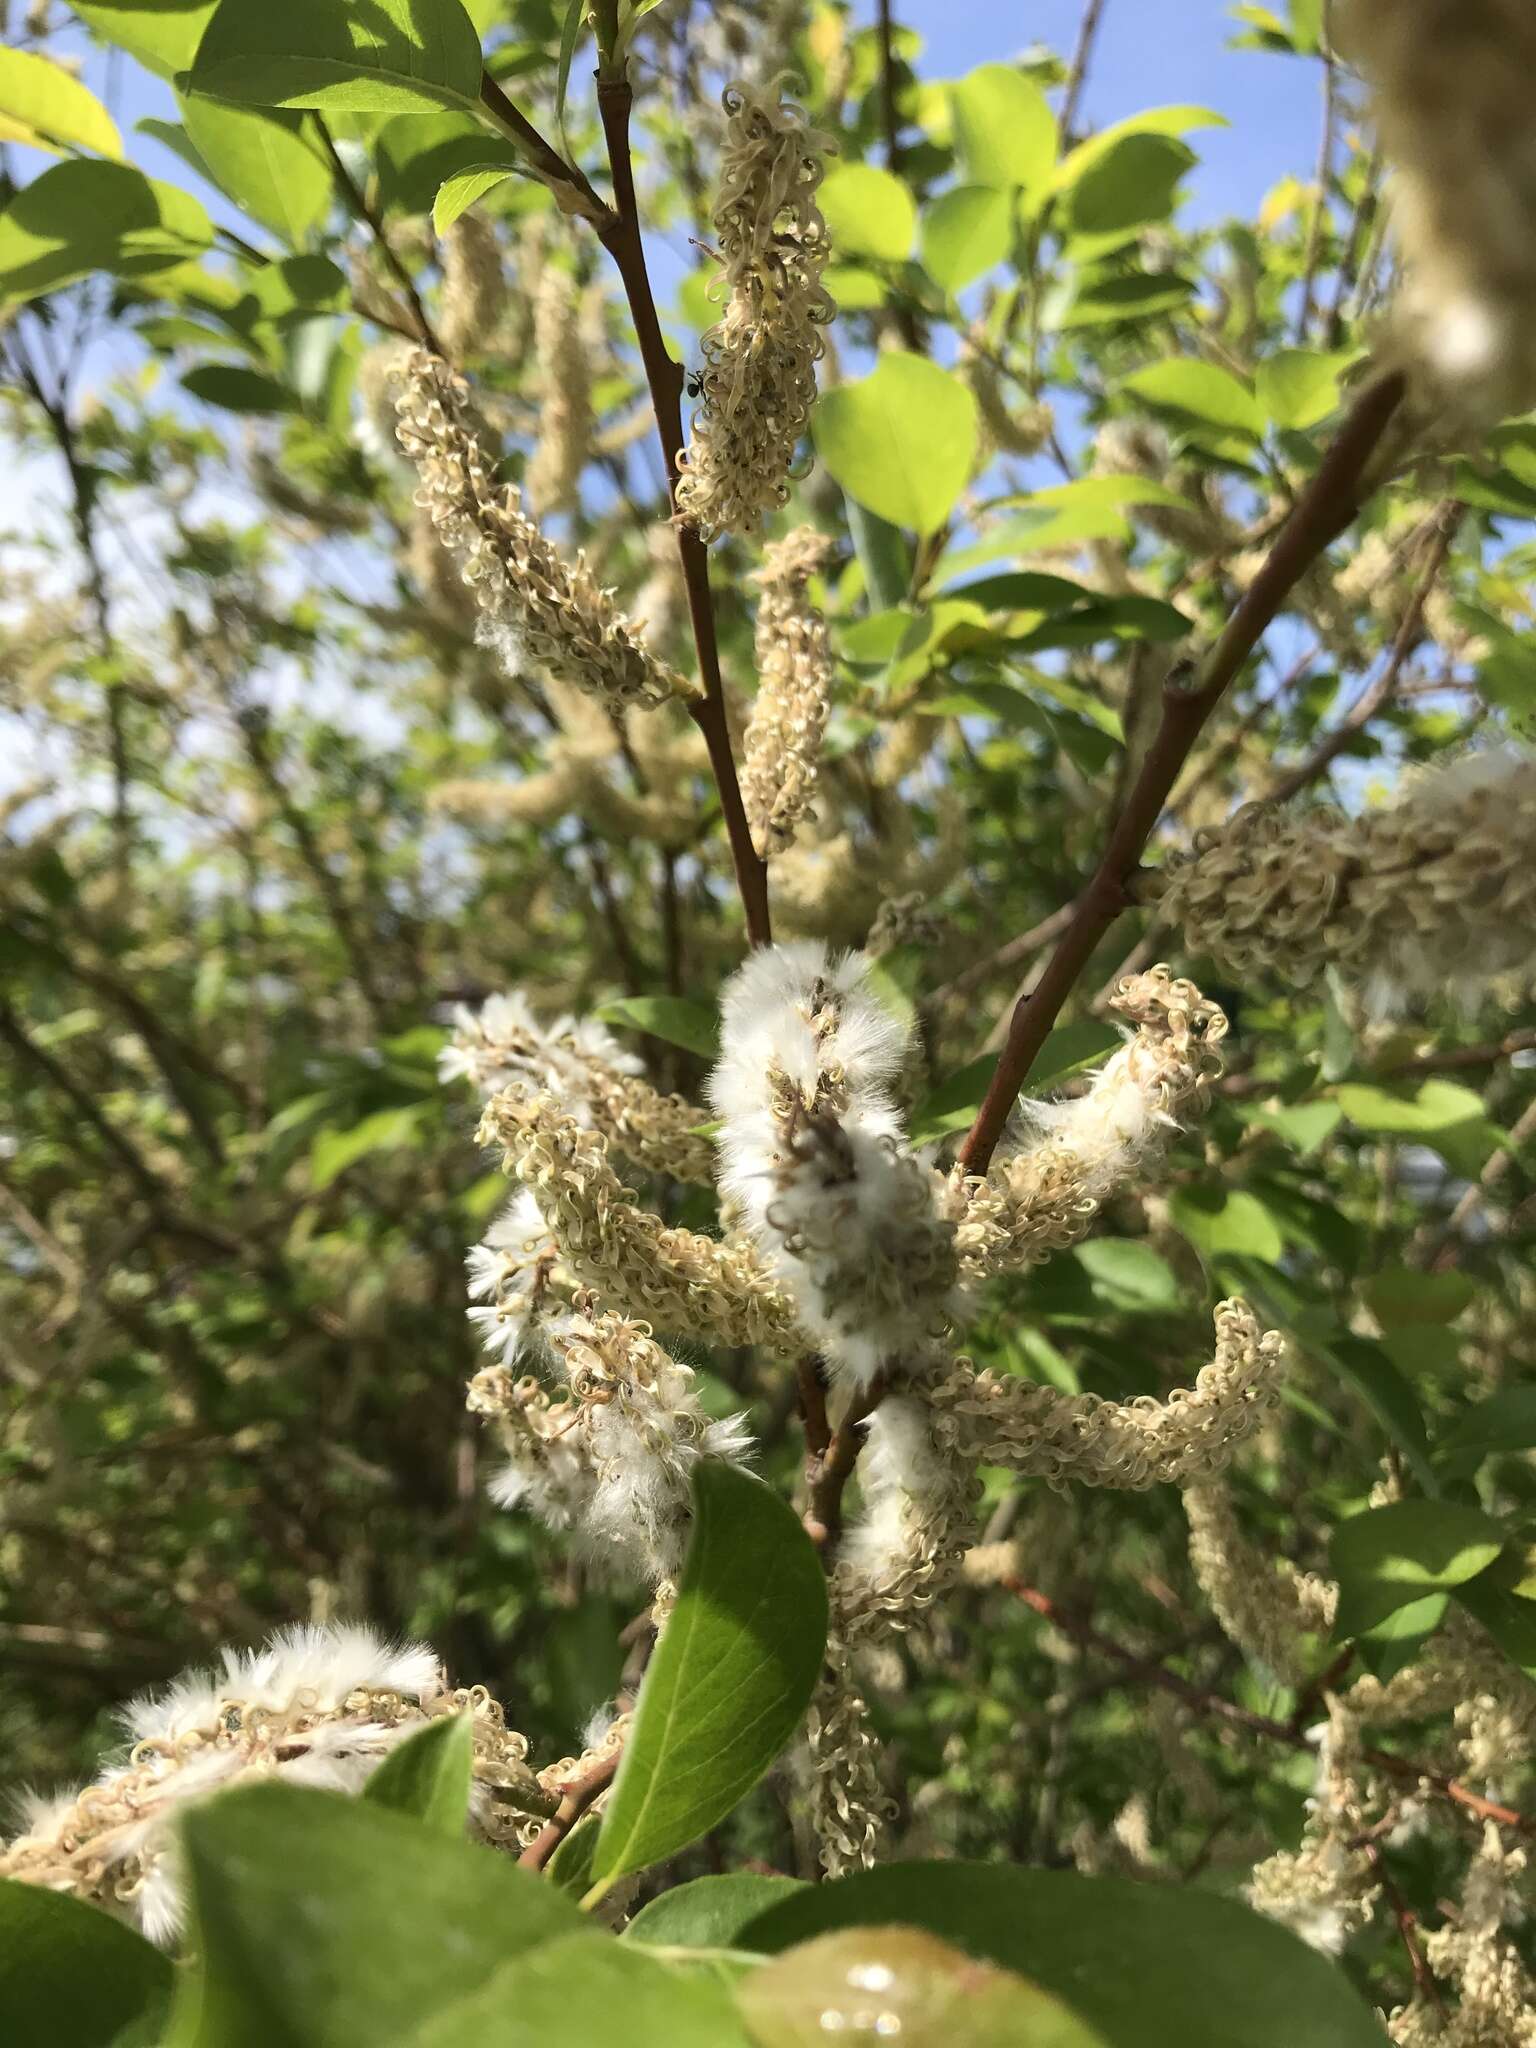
[741,526,835,859]
[1149,747,1536,1008]
[674,83,835,541]
[393,349,694,711]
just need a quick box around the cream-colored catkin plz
[1339,0,1536,429]
[1183,1481,1336,1685]
[478,1086,801,1353]
[674,83,835,539]
[741,526,834,858]
[927,1301,1287,1492]
[439,212,508,358]
[806,1636,895,1878]
[525,265,592,517]
[393,350,694,710]
[1150,748,1536,1006]
[961,342,1054,459]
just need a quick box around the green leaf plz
[406,1932,753,2048]
[545,1813,602,1898]
[554,0,586,153]
[1256,347,1349,430]
[948,64,1056,193]
[362,1712,473,1834]
[1323,1335,1440,1497]
[813,352,978,535]
[907,1053,998,1147]
[845,495,912,611]
[309,1102,427,1189]
[74,0,218,79]
[189,0,484,114]
[178,95,331,242]
[433,163,521,231]
[623,1874,810,1950]
[374,108,521,214]
[1363,1268,1475,1330]
[1170,1183,1284,1264]
[1335,1079,1485,1136]
[1060,132,1194,235]
[920,183,1011,292]
[1454,1578,1536,1680]
[735,1864,1384,2048]
[738,1928,1109,2048]
[181,364,302,414]
[1121,359,1264,439]
[1331,1500,1506,1639]
[0,49,123,159]
[817,162,916,263]
[587,1463,829,1893]
[1074,1238,1181,1313]
[166,1783,592,2046]
[1439,1388,1536,1463]
[1024,1018,1123,1093]
[1244,1099,1343,1157]
[0,1880,172,2048]
[595,994,720,1061]
[0,159,211,301]
[1053,268,1195,329]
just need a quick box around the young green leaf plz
[1121,359,1264,439]
[812,352,978,535]
[1330,1499,1506,1639]
[947,64,1056,193]
[587,1464,829,1894]
[1438,1387,1536,1463]
[362,1712,473,1835]
[188,0,484,115]
[0,1880,172,2048]
[594,995,720,1061]
[0,49,123,160]
[181,366,303,416]
[165,1783,593,2047]
[816,163,917,264]
[623,1874,809,1951]
[74,0,217,78]
[178,96,331,244]
[734,1864,1383,2048]
[0,160,211,302]
[920,183,1011,292]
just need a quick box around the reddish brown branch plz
[956,370,1407,1178]
[517,1747,622,1872]
[1360,1836,1450,2020]
[804,1373,887,1555]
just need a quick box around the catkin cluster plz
[393,350,691,710]
[675,84,835,539]
[1340,0,1536,428]
[1151,747,1536,1005]
[741,526,835,859]
[0,1626,545,1943]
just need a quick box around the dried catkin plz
[674,83,835,540]
[1150,746,1536,1006]
[741,526,834,858]
[1340,0,1536,428]
[524,265,592,517]
[393,350,694,710]
[439,212,507,358]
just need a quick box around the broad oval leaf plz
[1331,1499,1506,1639]
[947,63,1056,193]
[0,1879,172,2048]
[188,0,484,114]
[813,352,978,536]
[1256,345,1349,430]
[179,94,331,243]
[0,49,123,159]
[0,159,211,302]
[1121,358,1264,439]
[362,1711,473,1834]
[1061,132,1194,236]
[165,1783,592,2046]
[74,0,217,79]
[623,1874,810,1951]
[1334,1078,1485,1136]
[587,1463,829,1892]
[735,1864,1385,2048]
[595,994,720,1060]
[816,163,916,263]
[181,365,303,415]
[920,182,1011,292]
[1439,1386,1536,1463]
[738,1927,1108,2048]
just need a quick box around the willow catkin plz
[393,350,694,710]
[741,526,834,858]
[524,266,591,517]
[439,212,507,358]
[1150,747,1536,1006]
[674,83,835,540]
[1340,0,1536,427]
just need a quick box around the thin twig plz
[804,1373,887,1554]
[517,1747,622,1871]
[1360,1836,1450,2020]
[1293,45,1338,344]
[955,370,1407,1178]
[1060,0,1108,144]
[316,122,446,357]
